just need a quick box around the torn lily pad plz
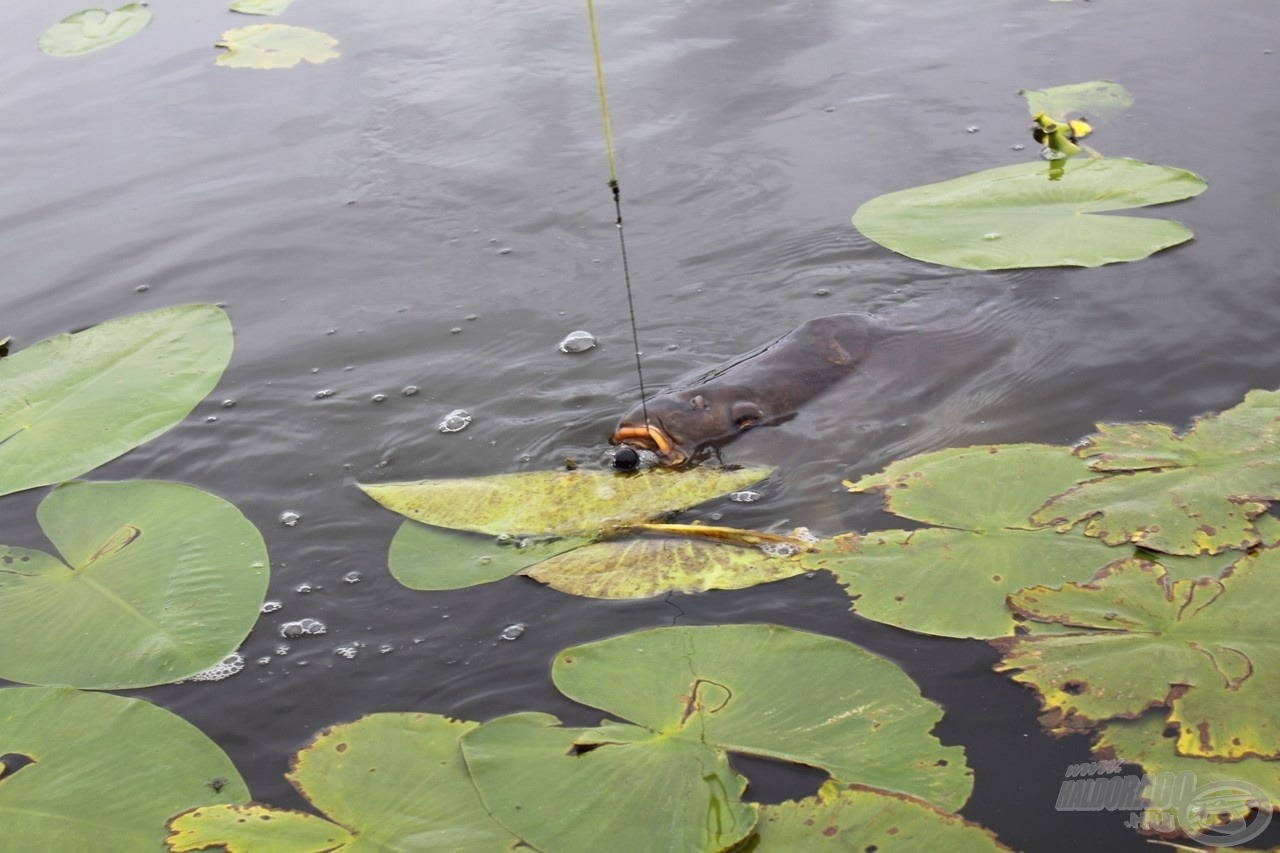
[1034,389,1280,555]
[801,444,1118,639]
[0,480,268,689]
[0,304,233,498]
[852,157,1206,270]
[215,24,338,69]
[360,466,773,537]
[2,687,248,850]
[39,3,151,56]
[994,552,1280,759]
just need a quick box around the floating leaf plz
[39,3,151,57]
[553,624,972,810]
[993,553,1280,758]
[462,711,757,853]
[0,481,268,689]
[168,713,518,852]
[1095,715,1280,835]
[387,520,589,590]
[751,780,1011,851]
[360,466,773,537]
[229,0,294,14]
[1034,389,1280,555]
[852,157,1206,270]
[215,24,338,69]
[1,687,248,849]
[800,445,1118,638]
[0,304,232,498]
[1020,80,1134,123]
[524,536,807,599]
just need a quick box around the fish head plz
[611,388,764,467]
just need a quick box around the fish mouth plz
[612,424,688,466]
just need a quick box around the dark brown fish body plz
[612,314,880,465]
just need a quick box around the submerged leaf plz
[39,3,151,56]
[215,24,338,69]
[0,481,268,689]
[523,536,806,599]
[993,552,1280,758]
[0,304,232,498]
[1,687,248,849]
[554,624,973,810]
[387,520,590,590]
[752,780,1011,851]
[853,157,1206,270]
[462,712,757,853]
[360,466,773,537]
[1034,389,1280,555]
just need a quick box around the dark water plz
[4,1,1280,849]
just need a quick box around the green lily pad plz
[800,445,1119,638]
[39,3,151,57]
[229,0,294,14]
[168,713,519,852]
[0,480,268,689]
[1034,389,1280,555]
[387,520,590,590]
[852,157,1206,270]
[1,687,248,850]
[462,711,757,853]
[993,552,1280,758]
[215,24,338,69]
[554,624,973,810]
[750,780,1011,851]
[1095,715,1280,838]
[1020,80,1134,122]
[523,536,807,599]
[360,466,773,537]
[0,304,233,498]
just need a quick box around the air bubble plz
[280,511,301,527]
[401,385,419,396]
[982,232,1002,241]
[379,644,395,654]
[280,618,327,638]
[261,600,282,613]
[335,646,358,659]
[371,393,387,403]
[557,330,597,353]
[222,399,236,408]
[184,653,244,682]
[729,490,761,503]
[315,389,336,399]
[500,623,527,641]
[438,409,473,433]
[343,571,363,584]
[295,582,313,594]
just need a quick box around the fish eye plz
[688,395,709,410]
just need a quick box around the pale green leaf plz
[39,3,151,57]
[215,24,338,69]
[168,805,352,853]
[388,520,589,590]
[0,304,232,498]
[1020,80,1134,122]
[0,481,268,689]
[229,0,294,15]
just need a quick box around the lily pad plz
[0,304,233,498]
[39,3,151,57]
[993,552,1280,758]
[524,536,807,599]
[215,24,338,69]
[750,780,1011,851]
[852,157,1206,270]
[229,0,294,14]
[0,480,268,689]
[462,711,757,853]
[1,687,248,850]
[168,713,519,852]
[553,624,973,810]
[387,520,590,590]
[360,466,773,537]
[1034,389,1280,555]
[801,445,1119,638]
[1020,80,1134,123]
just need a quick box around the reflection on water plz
[4,0,1280,848]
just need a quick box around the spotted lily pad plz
[853,157,1206,270]
[2,687,248,850]
[39,3,151,56]
[1034,389,1280,555]
[801,445,1118,638]
[167,714,519,852]
[993,552,1280,758]
[215,24,338,69]
[751,780,1011,851]
[360,466,773,537]
[0,480,268,689]
[0,304,233,498]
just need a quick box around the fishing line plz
[586,0,650,429]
